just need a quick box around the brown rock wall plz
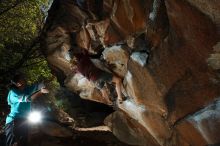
[41,0,220,145]
[105,111,160,146]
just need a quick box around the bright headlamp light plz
[28,111,42,124]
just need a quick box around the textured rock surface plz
[104,111,160,146]
[41,0,220,145]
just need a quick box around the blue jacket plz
[6,84,40,124]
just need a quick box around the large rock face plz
[41,0,220,145]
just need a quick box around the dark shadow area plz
[53,87,114,128]
[28,130,134,146]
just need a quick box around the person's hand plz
[70,65,77,73]
[40,87,49,94]
[108,63,116,69]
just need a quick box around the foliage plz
[0,0,51,80]
[0,0,56,100]
[0,0,47,43]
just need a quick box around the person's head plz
[69,46,83,64]
[69,46,82,57]
[10,73,27,90]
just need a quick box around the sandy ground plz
[28,125,133,146]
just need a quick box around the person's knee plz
[113,76,121,84]
[95,80,105,90]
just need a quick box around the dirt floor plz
[0,121,134,146]
[29,125,132,146]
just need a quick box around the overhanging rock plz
[41,0,220,145]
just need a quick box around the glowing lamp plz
[28,111,42,124]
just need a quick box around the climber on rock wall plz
[69,48,126,105]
